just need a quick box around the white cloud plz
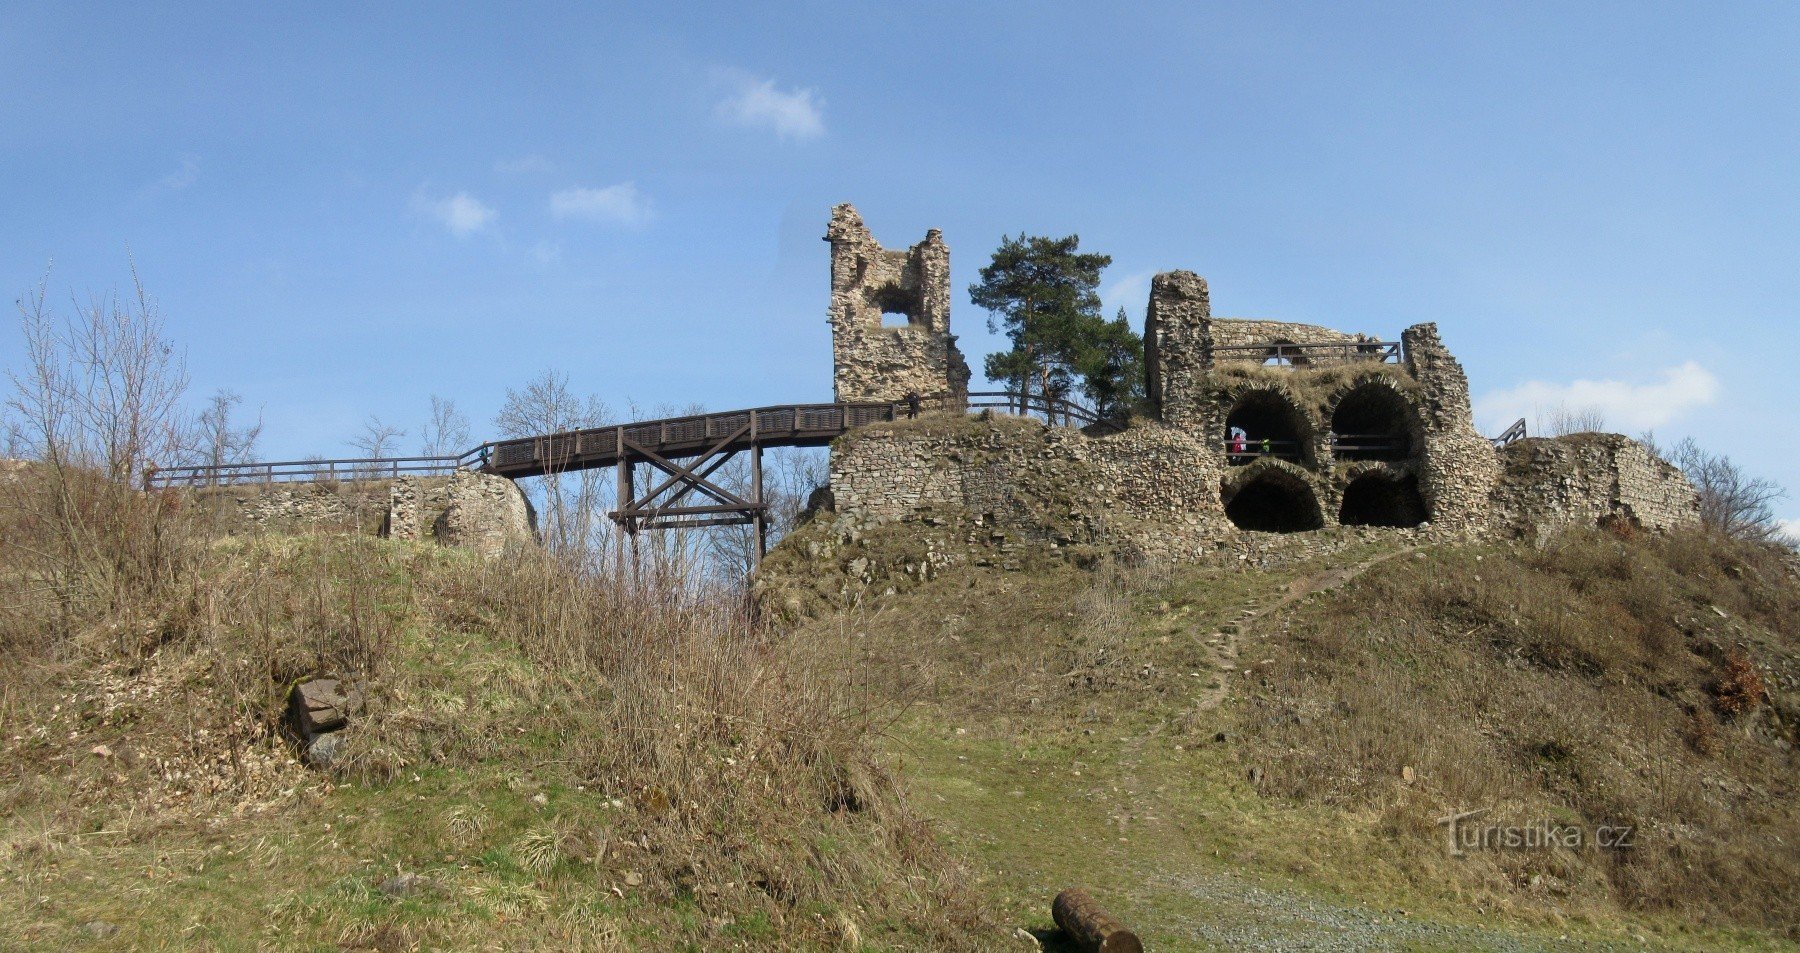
[1475,361,1720,434]
[157,156,199,191]
[137,156,199,200]
[549,183,652,226]
[1101,269,1157,320]
[530,240,563,265]
[714,70,825,140]
[1776,518,1800,546]
[414,191,496,237]
[495,154,556,175]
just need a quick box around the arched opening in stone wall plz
[1330,384,1415,461]
[1338,473,1427,528]
[1225,390,1311,465]
[1223,470,1324,533]
[1260,338,1310,366]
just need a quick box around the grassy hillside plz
[0,499,994,949]
[782,524,1799,950]
[4,451,1796,950]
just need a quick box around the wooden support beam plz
[751,443,766,566]
[624,424,753,509]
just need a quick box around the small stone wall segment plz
[1209,318,1372,366]
[1144,270,1214,435]
[192,472,535,555]
[1400,322,1499,530]
[429,471,538,558]
[1491,433,1699,535]
[826,204,971,406]
[828,414,1228,561]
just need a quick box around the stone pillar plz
[385,476,422,541]
[826,204,971,407]
[1144,270,1213,435]
[1402,322,1499,529]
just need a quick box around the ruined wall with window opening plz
[826,204,971,406]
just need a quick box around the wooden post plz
[616,440,635,583]
[750,442,766,567]
[1052,888,1141,953]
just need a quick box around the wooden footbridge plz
[146,392,1099,561]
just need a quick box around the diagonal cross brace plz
[622,425,754,512]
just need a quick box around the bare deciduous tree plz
[420,395,471,457]
[348,415,406,460]
[705,446,829,581]
[497,369,610,555]
[5,264,193,612]
[1537,403,1608,437]
[193,388,262,480]
[9,267,190,483]
[1659,437,1788,544]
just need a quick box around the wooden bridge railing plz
[145,453,480,488]
[1492,417,1528,448]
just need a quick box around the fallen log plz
[1051,888,1142,953]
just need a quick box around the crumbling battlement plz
[1209,318,1369,363]
[826,204,971,406]
[828,413,1227,562]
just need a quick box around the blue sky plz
[2,2,1796,524]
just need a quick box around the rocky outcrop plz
[286,677,364,768]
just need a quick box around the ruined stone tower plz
[1143,270,1214,432]
[825,204,971,406]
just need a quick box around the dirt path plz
[1192,545,1419,711]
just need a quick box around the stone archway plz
[1224,389,1313,465]
[1329,382,1417,462]
[1222,468,1324,533]
[1338,472,1427,528]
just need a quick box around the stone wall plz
[1490,433,1700,536]
[190,471,535,555]
[828,413,1228,561]
[1210,318,1371,365]
[826,204,971,406]
[1401,322,1501,531]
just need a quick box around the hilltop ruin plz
[815,204,1698,568]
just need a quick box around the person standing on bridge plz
[1229,425,1248,462]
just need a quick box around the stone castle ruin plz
[818,205,1699,561]
[826,204,971,406]
[168,202,1698,568]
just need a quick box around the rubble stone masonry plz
[826,204,971,406]
[192,471,535,556]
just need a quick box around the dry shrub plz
[1712,651,1768,720]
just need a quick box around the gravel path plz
[1157,869,1649,952]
